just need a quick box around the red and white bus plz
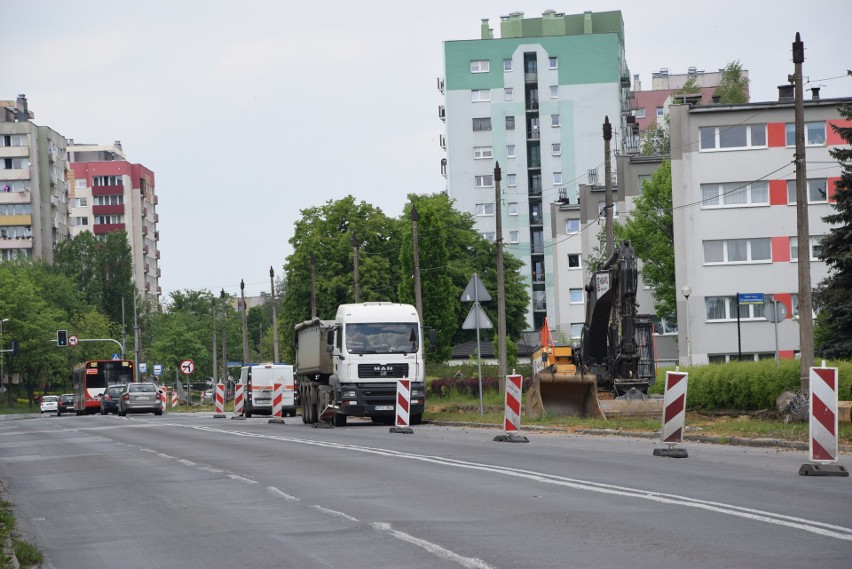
[72,360,136,414]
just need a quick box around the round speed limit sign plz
[179,359,195,375]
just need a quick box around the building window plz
[790,236,824,260]
[475,203,495,216]
[786,121,826,146]
[786,179,828,204]
[73,197,88,207]
[475,175,494,188]
[549,85,558,98]
[473,118,492,131]
[703,238,771,264]
[506,116,515,130]
[503,58,513,72]
[635,108,646,119]
[506,144,516,158]
[470,60,490,73]
[701,181,769,207]
[94,195,124,206]
[706,296,765,321]
[570,323,583,339]
[552,143,561,156]
[481,232,495,241]
[551,114,560,127]
[93,175,121,186]
[548,56,558,69]
[70,216,89,226]
[699,124,767,150]
[508,202,519,216]
[504,88,514,101]
[553,172,563,186]
[656,107,664,118]
[95,215,123,225]
[471,89,491,102]
[565,219,580,234]
[509,230,519,243]
[75,179,87,189]
[473,146,493,159]
[569,288,583,304]
[567,254,581,269]
[507,174,517,187]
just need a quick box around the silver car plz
[117,383,163,416]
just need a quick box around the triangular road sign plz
[461,273,492,302]
[462,304,493,330]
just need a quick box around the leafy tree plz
[814,103,852,358]
[675,75,702,95]
[280,196,401,361]
[640,115,670,156]
[714,60,750,104]
[616,160,676,320]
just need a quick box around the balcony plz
[527,129,540,140]
[437,77,444,94]
[438,105,446,121]
[93,223,125,235]
[529,214,542,226]
[92,184,123,196]
[93,204,125,216]
[525,100,539,112]
[154,231,159,241]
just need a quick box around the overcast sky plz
[4,1,849,298]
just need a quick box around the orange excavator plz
[525,241,663,419]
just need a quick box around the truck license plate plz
[374,405,393,411]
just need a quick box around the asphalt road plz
[1,412,850,569]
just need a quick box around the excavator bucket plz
[525,370,605,420]
[597,388,664,418]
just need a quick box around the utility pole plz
[411,204,424,323]
[791,32,814,392]
[240,280,250,365]
[270,266,280,363]
[211,297,218,384]
[310,254,317,318]
[603,116,614,257]
[494,162,508,383]
[220,289,227,382]
[352,233,361,303]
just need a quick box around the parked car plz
[57,394,74,416]
[40,395,58,414]
[100,384,126,415]
[117,383,163,416]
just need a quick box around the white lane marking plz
[266,486,299,502]
[227,474,258,485]
[372,522,495,569]
[198,466,224,474]
[176,423,852,542]
[312,505,358,522]
[177,459,196,466]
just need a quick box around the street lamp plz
[681,286,692,367]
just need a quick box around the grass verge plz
[0,497,43,569]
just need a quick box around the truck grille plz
[358,363,410,379]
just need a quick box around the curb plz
[2,536,21,569]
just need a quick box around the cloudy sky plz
[4,1,849,298]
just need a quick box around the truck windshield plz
[346,323,418,354]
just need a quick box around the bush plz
[651,359,852,410]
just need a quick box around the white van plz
[239,363,297,417]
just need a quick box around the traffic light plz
[10,340,19,355]
[57,330,68,347]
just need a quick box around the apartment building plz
[670,90,850,364]
[0,95,69,262]
[442,10,632,331]
[68,142,161,297]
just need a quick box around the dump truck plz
[294,302,426,427]
[526,240,663,419]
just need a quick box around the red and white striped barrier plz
[272,383,283,418]
[395,379,410,428]
[654,371,688,458]
[494,374,529,443]
[809,367,839,463]
[160,388,167,411]
[215,383,225,414]
[171,389,178,408]
[233,383,244,416]
[504,374,523,433]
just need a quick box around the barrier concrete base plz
[390,426,414,434]
[653,446,688,458]
[268,418,285,424]
[799,463,849,477]
[213,413,226,419]
[494,433,529,443]
[231,416,246,421]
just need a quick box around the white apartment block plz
[670,91,850,364]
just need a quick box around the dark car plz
[100,384,126,415]
[57,394,74,416]
[117,383,163,416]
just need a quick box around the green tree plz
[640,115,670,156]
[714,60,750,104]
[280,196,402,361]
[675,75,702,95]
[616,160,676,320]
[814,103,852,357]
